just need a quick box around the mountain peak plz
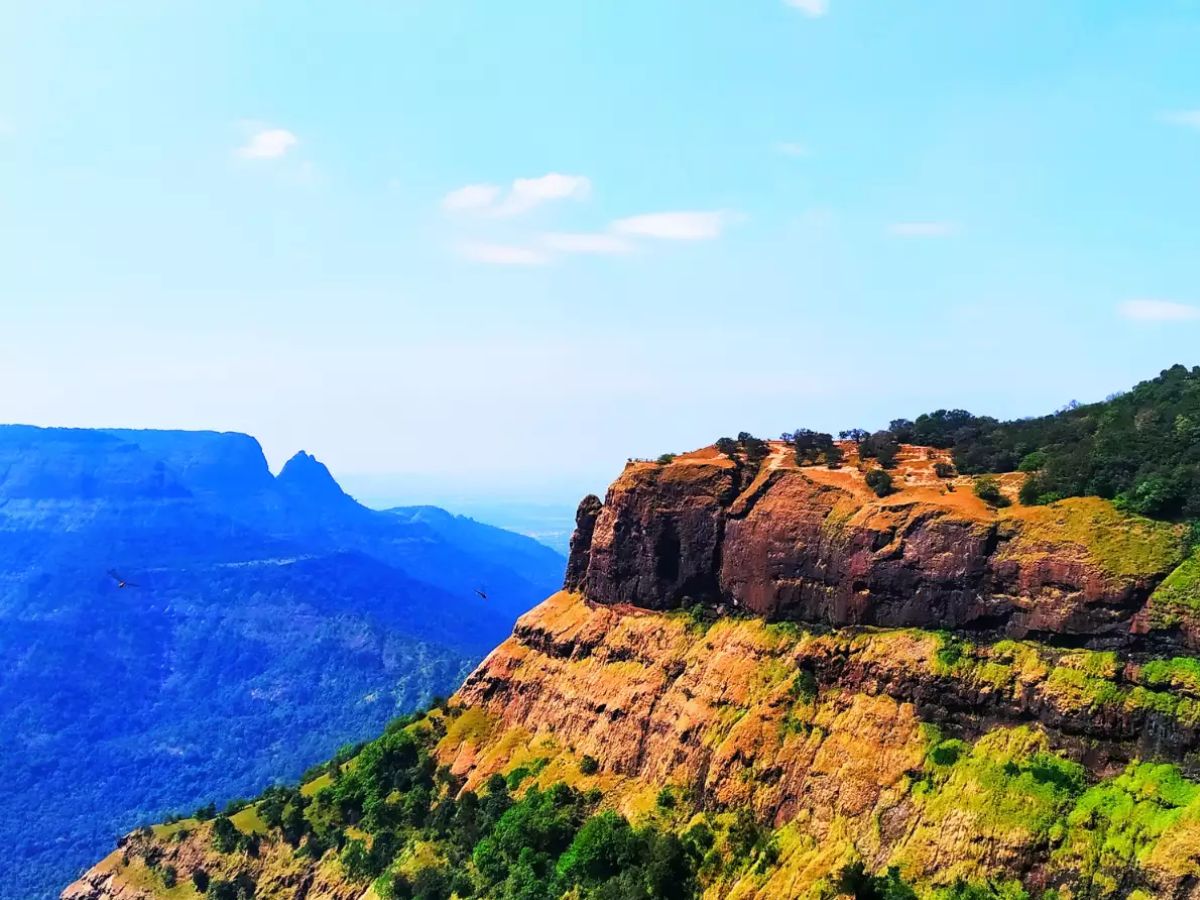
[276,450,351,502]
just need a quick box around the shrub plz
[973,476,1010,508]
[192,870,209,893]
[865,469,894,497]
[934,461,955,479]
[579,755,599,775]
[657,453,677,465]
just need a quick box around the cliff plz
[570,443,1192,650]
[62,442,1200,900]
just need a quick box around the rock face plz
[570,446,1189,649]
[58,442,1200,900]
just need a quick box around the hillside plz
[0,426,564,900]
[62,422,1200,900]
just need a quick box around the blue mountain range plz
[0,426,565,900]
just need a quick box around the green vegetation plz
[1147,546,1200,619]
[657,453,677,465]
[865,469,894,498]
[784,429,842,467]
[1004,497,1184,578]
[205,709,712,900]
[885,365,1200,519]
[973,476,1010,508]
[1054,762,1200,896]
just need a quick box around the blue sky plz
[1,1,1199,505]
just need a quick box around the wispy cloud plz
[775,141,808,157]
[784,0,829,18]
[236,127,298,160]
[442,183,501,212]
[457,242,550,267]
[611,211,734,241]
[541,232,633,255]
[1160,109,1200,130]
[887,221,958,238]
[442,173,591,217]
[1118,299,1200,322]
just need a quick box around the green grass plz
[1148,547,1200,617]
[1004,497,1185,578]
[1054,762,1200,892]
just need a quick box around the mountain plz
[0,426,564,900]
[57,370,1200,899]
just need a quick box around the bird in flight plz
[108,570,138,589]
[474,587,489,601]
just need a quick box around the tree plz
[973,476,1009,508]
[715,437,738,456]
[410,865,451,900]
[934,462,955,479]
[835,862,917,900]
[839,428,870,443]
[861,431,900,468]
[865,469,894,498]
[792,429,835,466]
[211,815,240,854]
[556,811,638,887]
[737,432,769,465]
[192,870,210,893]
[579,755,599,775]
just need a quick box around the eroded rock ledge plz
[567,445,1196,651]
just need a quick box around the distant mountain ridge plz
[0,425,565,900]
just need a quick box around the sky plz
[1,1,1199,506]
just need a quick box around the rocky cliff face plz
[61,443,1200,900]
[569,444,1190,650]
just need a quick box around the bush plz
[657,453,677,465]
[579,755,599,775]
[192,870,209,893]
[973,476,1010,508]
[865,469,894,497]
[934,461,955,479]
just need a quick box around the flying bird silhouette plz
[474,587,489,601]
[107,570,138,589]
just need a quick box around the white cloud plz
[611,211,733,241]
[500,173,591,216]
[775,141,808,157]
[442,183,501,212]
[457,242,550,266]
[442,173,591,217]
[236,128,298,160]
[887,221,958,238]
[541,232,633,255]
[785,0,828,17]
[1118,299,1200,322]
[1161,109,1200,129]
